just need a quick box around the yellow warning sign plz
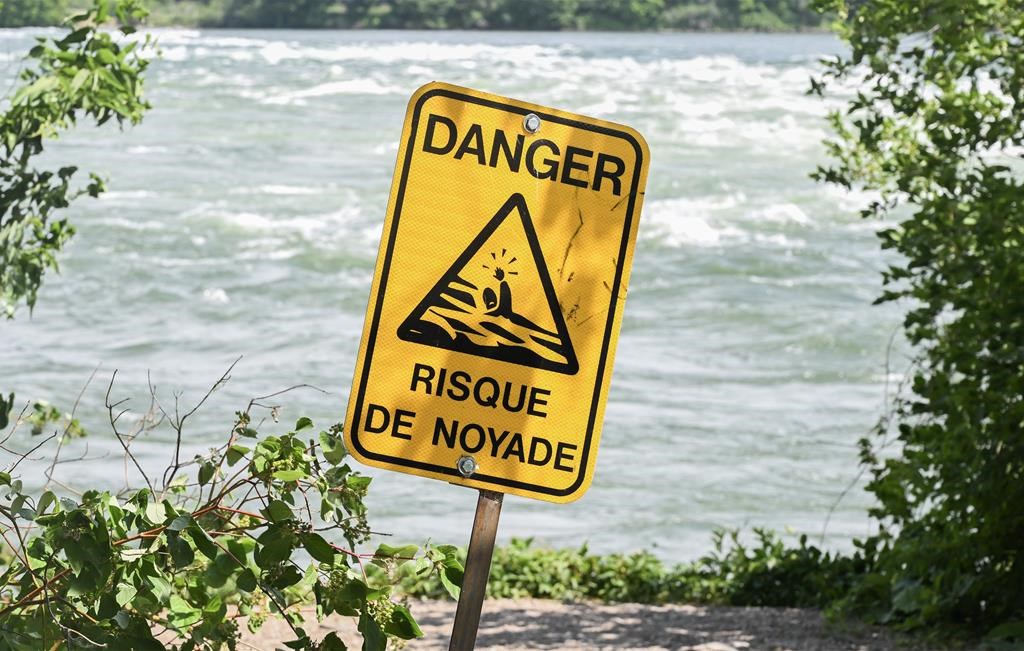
[344,82,650,503]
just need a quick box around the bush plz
[403,530,855,609]
[0,0,69,27]
[687,529,861,608]
[0,0,150,319]
[661,3,722,30]
[737,6,787,30]
[812,0,1024,635]
[0,373,462,650]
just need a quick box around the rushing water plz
[1,29,901,560]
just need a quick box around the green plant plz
[0,394,14,430]
[0,0,150,318]
[403,530,853,609]
[811,0,1024,635]
[138,0,827,30]
[485,539,668,603]
[403,538,671,603]
[24,400,87,439]
[0,0,70,27]
[686,528,860,608]
[0,373,462,650]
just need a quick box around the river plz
[1,29,900,560]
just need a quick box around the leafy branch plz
[0,369,463,650]
[0,0,150,319]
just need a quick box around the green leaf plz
[168,594,200,628]
[284,633,313,650]
[295,417,314,431]
[358,609,387,651]
[145,500,166,525]
[255,526,294,568]
[320,430,347,466]
[198,461,215,486]
[383,603,423,639]
[262,499,293,523]
[96,592,119,619]
[116,582,138,607]
[70,68,90,95]
[320,632,347,651]
[97,49,117,66]
[169,534,195,568]
[346,475,372,492]
[37,489,57,515]
[272,469,306,482]
[226,444,250,466]
[302,533,336,564]
[202,594,226,623]
[14,76,59,104]
[60,28,91,46]
[237,568,257,593]
[167,514,191,532]
[187,524,218,561]
[372,543,419,568]
[148,575,172,603]
[270,564,303,589]
[987,621,1024,641]
[440,564,464,600]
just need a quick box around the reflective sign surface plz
[345,82,649,503]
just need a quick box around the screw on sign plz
[344,82,650,649]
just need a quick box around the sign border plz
[349,83,646,499]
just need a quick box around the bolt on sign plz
[345,81,649,503]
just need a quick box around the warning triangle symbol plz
[398,193,579,375]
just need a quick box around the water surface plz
[1,29,900,560]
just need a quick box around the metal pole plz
[448,489,504,651]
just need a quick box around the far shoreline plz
[0,23,833,35]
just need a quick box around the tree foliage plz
[812,0,1024,635]
[131,0,827,31]
[0,0,70,27]
[0,0,150,319]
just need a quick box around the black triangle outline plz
[397,193,579,375]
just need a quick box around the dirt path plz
[240,598,942,650]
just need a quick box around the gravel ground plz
[238,598,948,650]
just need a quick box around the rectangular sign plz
[345,81,649,503]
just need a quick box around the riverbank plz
[239,598,952,650]
[134,0,828,31]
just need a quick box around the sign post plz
[345,81,649,647]
[448,490,503,650]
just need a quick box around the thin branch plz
[5,431,57,474]
[161,356,241,493]
[106,370,155,494]
[251,383,328,403]
[819,323,905,545]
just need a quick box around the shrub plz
[811,0,1024,634]
[0,373,462,650]
[404,530,855,609]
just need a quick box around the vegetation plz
[811,0,1024,638]
[0,0,151,508]
[0,7,459,648]
[406,531,861,609]
[6,0,827,31]
[0,370,463,650]
[3,0,1022,646]
[0,0,149,319]
[0,0,70,26]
